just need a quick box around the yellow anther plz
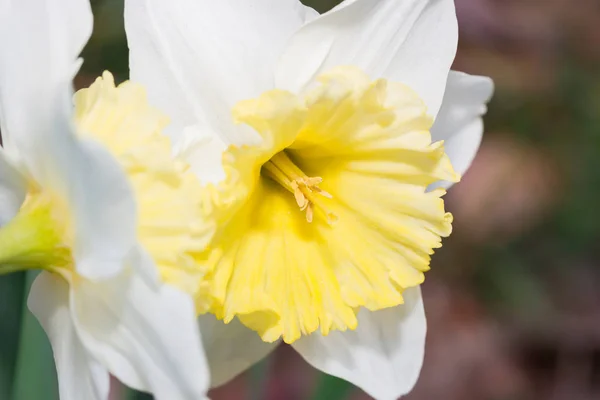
[262,151,338,224]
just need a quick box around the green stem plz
[12,270,59,400]
[0,272,26,399]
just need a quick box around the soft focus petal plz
[69,140,136,280]
[0,0,136,279]
[71,260,210,400]
[431,71,494,189]
[0,150,26,224]
[276,0,458,117]
[28,272,110,400]
[0,0,91,159]
[293,287,426,400]
[125,0,316,145]
[199,314,278,388]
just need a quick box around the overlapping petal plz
[28,273,110,400]
[0,0,91,162]
[0,0,136,280]
[67,140,137,279]
[293,287,426,400]
[125,0,317,145]
[199,314,277,387]
[431,71,494,188]
[1,1,212,399]
[276,0,458,118]
[0,151,26,225]
[123,0,490,397]
[71,254,210,399]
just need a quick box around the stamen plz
[262,152,338,224]
[306,204,314,223]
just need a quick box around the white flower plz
[125,0,494,399]
[0,0,210,399]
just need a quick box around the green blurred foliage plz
[473,60,600,316]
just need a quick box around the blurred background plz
[2,0,600,399]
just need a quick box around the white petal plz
[431,71,494,189]
[276,0,458,117]
[0,150,26,225]
[292,287,426,400]
[0,1,135,279]
[0,0,92,160]
[28,272,110,400]
[14,134,137,281]
[125,0,315,145]
[300,3,320,22]
[69,140,137,280]
[199,314,278,388]
[71,262,210,400]
[172,124,262,186]
[172,125,229,185]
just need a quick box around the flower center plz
[182,66,460,343]
[262,151,337,224]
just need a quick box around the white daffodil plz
[0,0,210,399]
[126,0,494,399]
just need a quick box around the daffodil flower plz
[0,1,210,399]
[126,0,494,398]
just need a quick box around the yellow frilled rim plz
[197,67,458,343]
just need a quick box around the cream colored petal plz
[125,0,316,146]
[199,314,278,388]
[0,0,91,171]
[293,287,426,400]
[430,71,494,189]
[0,0,136,280]
[71,268,210,400]
[276,0,458,118]
[0,150,26,225]
[28,272,110,400]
